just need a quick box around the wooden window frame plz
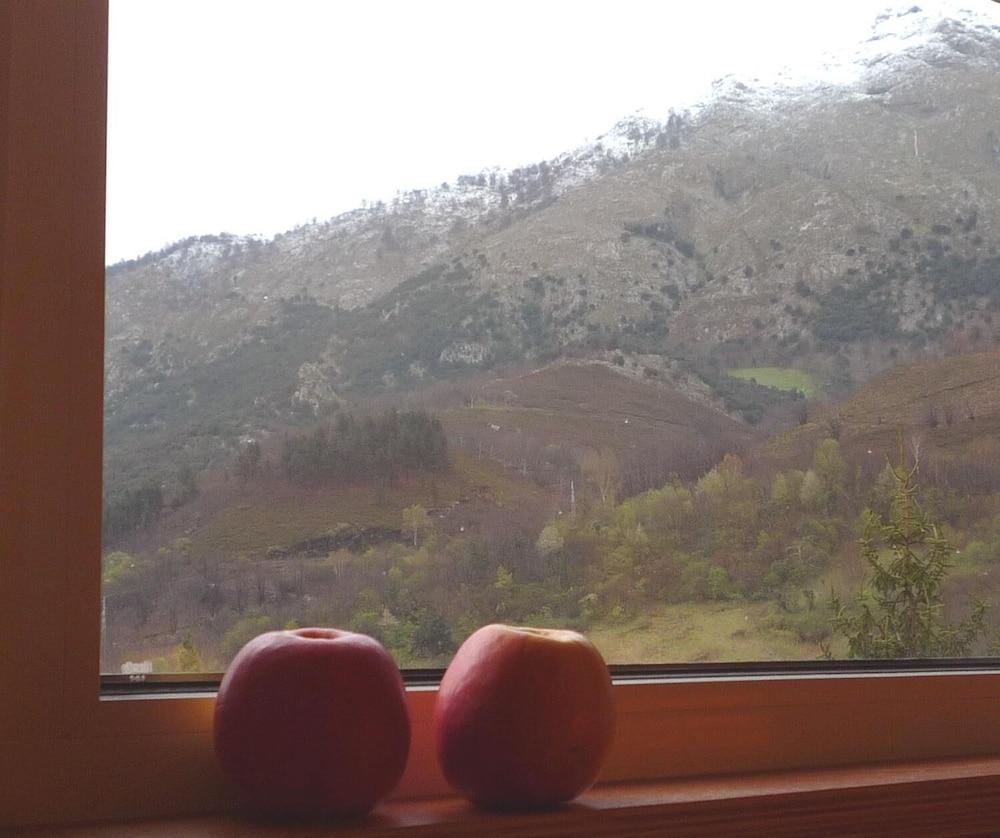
[3,1,1000,829]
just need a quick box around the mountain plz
[103,4,1000,499]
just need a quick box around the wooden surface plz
[7,2,1000,833]
[17,755,1000,837]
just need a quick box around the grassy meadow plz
[728,366,820,399]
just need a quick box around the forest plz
[281,410,448,485]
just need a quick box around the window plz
[5,2,1000,830]
[101,0,1000,679]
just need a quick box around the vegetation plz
[728,367,819,399]
[324,263,521,392]
[697,362,805,424]
[103,482,164,542]
[812,278,900,344]
[622,220,697,259]
[282,409,448,485]
[103,296,335,541]
[101,411,1000,672]
[96,70,1000,675]
[830,462,988,658]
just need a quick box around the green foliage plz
[727,367,819,399]
[103,297,336,542]
[171,464,199,507]
[177,633,202,673]
[222,613,273,662]
[697,364,803,425]
[812,279,899,343]
[812,438,847,514]
[410,608,455,658]
[282,409,447,484]
[830,463,988,659]
[103,483,164,542]
[349,609,387,643]
[798,469,823,510]
[677,559,713,601]
[707,566,736,601]
[402,504,433,547]
[322,262,536,392]
[622,220,696,258]
[961,539,1000,565]
[101,551,144,590]
[107,417,1000,670]
[495,565,514,591]
[766,602,834,644]
[920,251,1000,307]
[536,524,565,557]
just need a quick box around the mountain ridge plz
[103,3,1000,501]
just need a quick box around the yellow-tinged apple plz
[434,623,615,809]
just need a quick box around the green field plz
[587,601,837,664]
[728,366,819,398]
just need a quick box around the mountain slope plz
[103,4,1000,497]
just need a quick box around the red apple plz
[434,624,615,809]
[213,628,410,818]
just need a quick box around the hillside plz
[449,363,753,493]
[110,362,753,554]
[103,6,1000,511]
[105,349,1000,671]
[837,350,1000,433]
[757,350,1000,475]
[98,4,1000,674]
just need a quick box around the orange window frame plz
[3,1,1000,829]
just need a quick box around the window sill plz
[18,755,1000,837]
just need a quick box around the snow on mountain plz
[672,4,1000,128]
[110,4,1000,280]
[330,3,1000,232]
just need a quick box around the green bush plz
[222,613,273,662]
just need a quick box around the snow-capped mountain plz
[104,3,1000,494]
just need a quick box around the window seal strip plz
[99,657,1000,697]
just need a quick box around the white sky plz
[105,0,986,264]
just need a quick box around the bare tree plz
[580,448,621,507]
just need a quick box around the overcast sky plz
[105,0,989,264]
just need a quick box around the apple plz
[213,628,410,818]
[434,624,615,809]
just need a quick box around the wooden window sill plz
[17,755,1000,837]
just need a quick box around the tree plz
[830,462,987,659]
[173,463,198,506]
[695,453,759,556]
[402,504,432,548]
[410,609,454,658]
[581,448,621,507]
[222,613,273,662]
[799,469,823,510]
[101,551,142,590]
[707,566,734,601]
[812,438,847,513]
[177,634,202,673]
[770,473,793,513]
[494,565,514,616]
[235,439,261,483]
[536,524,564,557]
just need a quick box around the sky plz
[105,0,990,264]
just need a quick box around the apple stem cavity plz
[292,628,345,640]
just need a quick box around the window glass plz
[102,0,1000,675]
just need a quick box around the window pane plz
[101,0,1000,675]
